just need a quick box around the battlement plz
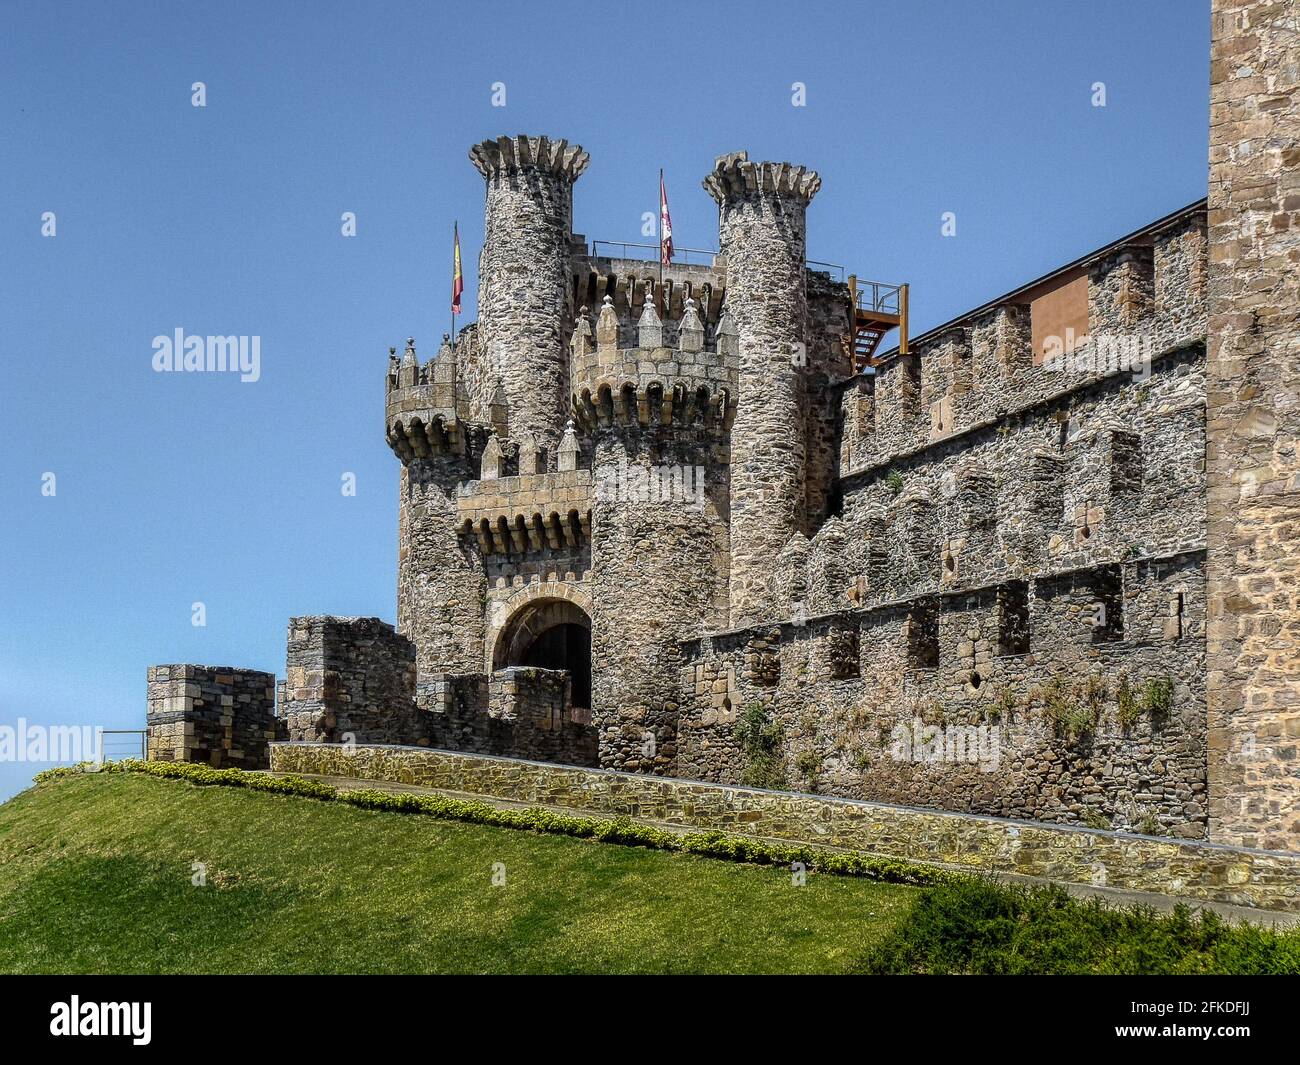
[468,134,590,182]
[569,295,738,432]
[844,204,1208,475]
[702,151,822,205]
[570,245,728,327]
[385,336,468,462]
[455,469,593,557]
[146,665,276,768]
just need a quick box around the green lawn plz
[0,773,915,974]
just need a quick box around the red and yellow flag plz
[451,222,463,314]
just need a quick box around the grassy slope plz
[0,773,914,974]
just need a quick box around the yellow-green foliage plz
[1117,675,1139,731]
[1139,677,1175,724]
[735,702,787,790]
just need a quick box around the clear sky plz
[0,0,1210,801]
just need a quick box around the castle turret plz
[385,335,487,677]
[703,151,821,627]
[470,134,590,457]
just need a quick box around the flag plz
[451,222,463,315]
[659,171,673,265]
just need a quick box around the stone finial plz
[558,418,579,472]
[715,309,739,357]
[468,135,590,182]
[490,382,509,438]
[637,291,663,349]
[596,295,619,352]
[702,151,821,206]
[399,337,419,387]
[433,332,456,385]
[481,435,503,481]
[517,430,541,475]
[570,305,593,359]
[679,297,704,353]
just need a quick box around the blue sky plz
[0,0,1209,800]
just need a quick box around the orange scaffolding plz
[848,276,908,372]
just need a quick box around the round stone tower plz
[703,151,821,628]
[469,134,590,457]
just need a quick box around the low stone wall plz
[270,741,1300,913]
[490,667,597,766]
[147,665,276,768]
[280,616,433,746]
[417,669,597,767]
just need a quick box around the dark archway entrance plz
[492,598,592,709]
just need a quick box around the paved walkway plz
[265,771,1300,928]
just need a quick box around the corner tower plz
[470,134,590,456]
[703,152,821,627]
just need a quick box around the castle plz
[144,2,1300,856]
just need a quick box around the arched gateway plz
[491,597,592,710]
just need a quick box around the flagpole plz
[450,221,457,353]
[658,169,664,311]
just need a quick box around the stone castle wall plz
[146,665,276,769]
[677,549,1207,836]
[280,616,431,745]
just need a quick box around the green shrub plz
[734,702,786,790]
[1139,677,1174,726]
[885,469,904,495]
[853,878,1300,975]
[794,749,823,787]
[1116,675,1139,731]
[1040,676,1098,744]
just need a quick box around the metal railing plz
[100,729,147,762]
[806,259,846,282]
[850,276,905,318]
[590,240,718,267]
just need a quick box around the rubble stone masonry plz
[1206,0,1300,851]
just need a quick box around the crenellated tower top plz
[468,134,590,182]
[702,151,821,206]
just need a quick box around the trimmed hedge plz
[35,760,954,888]
[853,877,1300,975]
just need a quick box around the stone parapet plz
[455,469,592,556]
